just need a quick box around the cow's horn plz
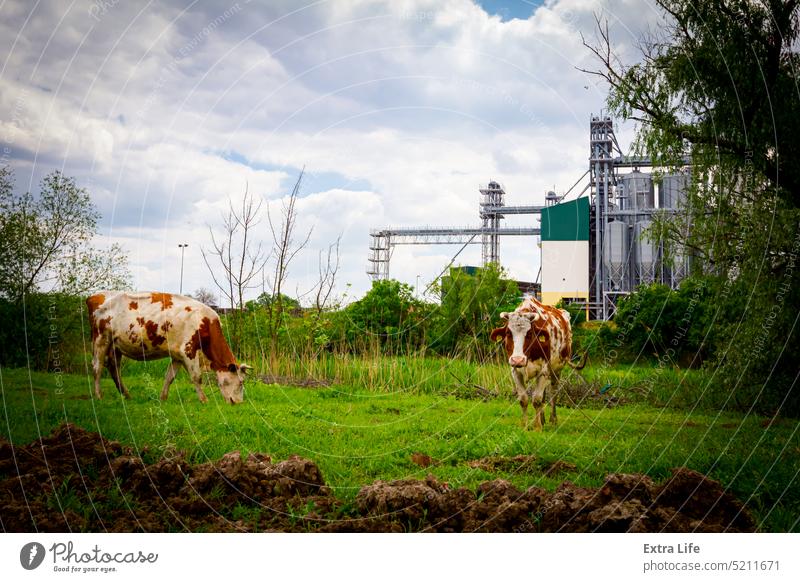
[499,312,510,320]
[240,363,253,373]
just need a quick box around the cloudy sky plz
[0,0,664,304]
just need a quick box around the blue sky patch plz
[476,0,542,21]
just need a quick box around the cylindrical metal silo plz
[604,220,629,291]
[671,245,688,285]
[634,220,656,285]
[619,171,654,210]
[659,172,689,209]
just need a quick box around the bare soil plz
[0,424,754,532]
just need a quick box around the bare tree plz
[191,287,217,307]
[313,235,341,316]
[202,186,269,311]
[202,187,269,351]
[265,170,312,347]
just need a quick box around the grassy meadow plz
[1,356,798,532]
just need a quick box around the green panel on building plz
[541,197,590,241]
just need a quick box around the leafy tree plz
[249,292,301,311]
[431,264,520,358]
[343,279,425,351]
[583,1,800,415]
[0,167,130,301]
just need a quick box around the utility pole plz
[178,244,188,294]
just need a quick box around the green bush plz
[0,293,88,372]
[611,278,714,366]
[556,299,587,326]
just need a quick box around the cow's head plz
[215,363,252,404]
[491,311,541,368]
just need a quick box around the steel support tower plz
[479,181,504,265]
[589,116,615,320]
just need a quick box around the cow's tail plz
[566,350,588,370]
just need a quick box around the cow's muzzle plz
[509,356,527,368]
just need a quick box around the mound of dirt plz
[0,424,755,533]
[0,424,334,532]
[348,470,753,533]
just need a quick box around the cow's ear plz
[228,363,238,373]
[490,327,507,342]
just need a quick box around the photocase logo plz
[20,542,46,570]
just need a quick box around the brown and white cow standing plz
[490,297,586,431]
[87,291,250,404]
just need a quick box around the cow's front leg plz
[183,360,208,403]
[160,360,181,401]
[531,373,550,432]
[511,368,529,430]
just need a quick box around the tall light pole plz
[416,274,421,298]
[178,244,188,294]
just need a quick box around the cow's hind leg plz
[549,370,560,426]
[511,368,529,430]
[107,347,131,399]
[92,338,110,399]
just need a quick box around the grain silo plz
[603,220,629,291]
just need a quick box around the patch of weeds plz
[230,502,262,521]
[46,476,83,514]
[228,502,265,531]
[285,499,319,531]
[102,478,139,512]
[207,483,227,502]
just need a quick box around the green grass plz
[1,359,798,532]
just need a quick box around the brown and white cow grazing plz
[490,297,586,431]
[86,291,250,404]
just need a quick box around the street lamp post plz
[178,244,188,294]
[416,274,421,298]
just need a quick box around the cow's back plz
[515,297,573,370]
[88,291,218,362]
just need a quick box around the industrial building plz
[540,197,590,308]
[367,116,691,319]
